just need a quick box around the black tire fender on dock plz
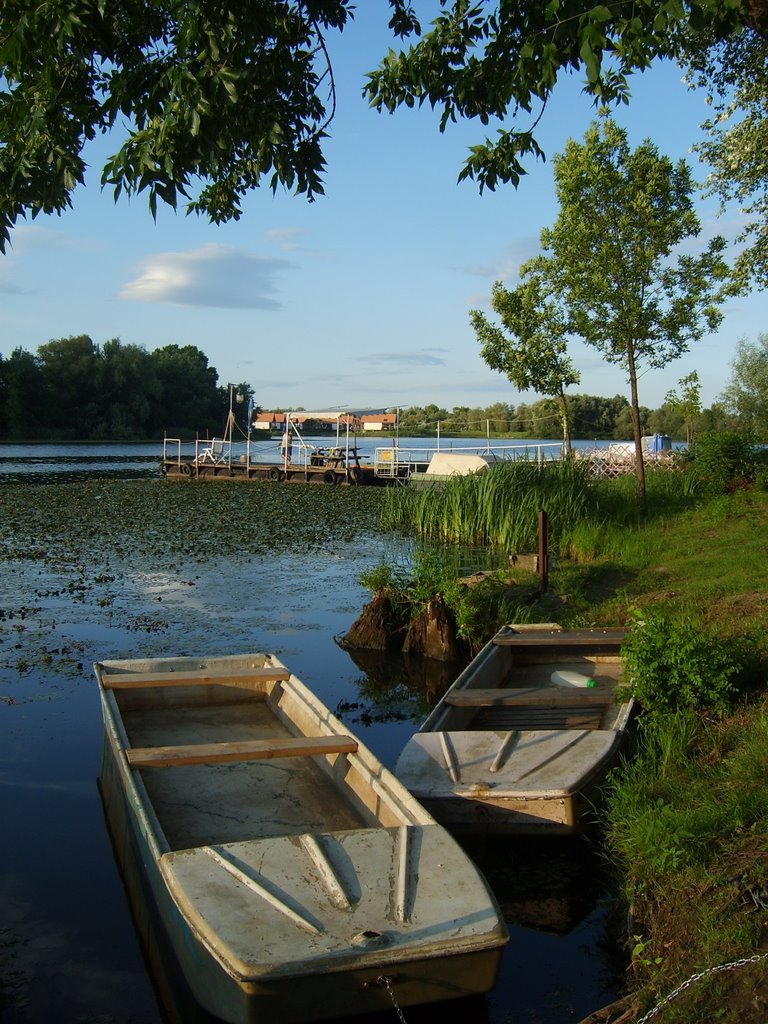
[268,467,280,481]
[182,463,192,476]
[323,471,337,485]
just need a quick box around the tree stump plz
[402,595,464,662]
[337,592,403,651]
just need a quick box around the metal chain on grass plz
[635,952,768,1023]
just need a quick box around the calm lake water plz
[0,436,617,483]
[0,444,626,1024]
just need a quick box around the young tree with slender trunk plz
[530,115,729,509]
[665,371,702,445]
[471,276,580,452]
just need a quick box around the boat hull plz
[395,625,634,836]
[397,729,626,831]
[96,653,507,1023]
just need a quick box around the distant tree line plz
[399,333,767,443]
[397,394,740,442]
[0,333,762,443]
[0,336,254,441]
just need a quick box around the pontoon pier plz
[160,408,563,485]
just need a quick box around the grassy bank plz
[379,453,768,1023]
[565,491,768,1023]
[552,492,768,1022]
[598,698,768,1023]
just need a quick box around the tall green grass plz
[381,460,694,558]
[606,700,768,995]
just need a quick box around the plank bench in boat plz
[100,667,291,688]
[492,627,626,647]
[444,686,614,707]
[472,707,606,731]
[126,735,358,768]
[112,666,359,767]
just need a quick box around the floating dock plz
[161,429,563,487]
[160,436,427,485]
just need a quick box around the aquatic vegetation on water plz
[0,479,387,566]
[0,480,390,678]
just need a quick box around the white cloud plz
[119,243,295,309]
[366,349,448,367]
[265,227,308,252]
[465,237,541,283]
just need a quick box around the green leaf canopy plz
[1,0,764,252]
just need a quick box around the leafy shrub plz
[359,560,410,595]
[685,431,759,494]
[361,548,462,606]
[619,613,740,715]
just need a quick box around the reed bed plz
[382,461,599,553]
[381,460,701,558]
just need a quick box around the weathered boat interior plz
[394,626,633,834]
[99,658,420,850]
[422,625,626,734]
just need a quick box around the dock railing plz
[162,437,184,468]
[373,442,564,479]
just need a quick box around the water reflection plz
[338,646,461,724]
[0,443,162,482]
[0,460,626,1024]
[463,836,608,936]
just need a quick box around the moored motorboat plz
[95,651,507,1023]
[395,624,634,834]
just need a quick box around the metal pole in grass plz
[538,510,549,592]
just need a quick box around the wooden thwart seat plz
[473,707,605,731]
[444,686,614,708]
[493,629,625,647]
[126,735,359,768]
[100,667,291,689]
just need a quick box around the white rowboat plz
[95,652,507,1023]
[395,624,634,834]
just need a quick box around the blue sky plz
[1,5,765,418]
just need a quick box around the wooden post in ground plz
[538,510,549,592]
